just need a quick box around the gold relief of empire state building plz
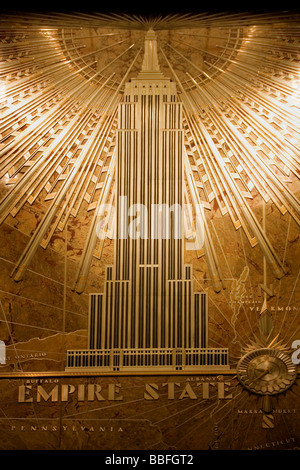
[66,30,229,372]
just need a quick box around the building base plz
[66,348,230,372]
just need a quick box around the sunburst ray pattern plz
[0,10,299,297]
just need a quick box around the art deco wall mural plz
[0,9,299,450]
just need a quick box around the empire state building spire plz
[138,29,165,79]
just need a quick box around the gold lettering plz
[201,382,210,399]
[218,382,232,400]
[78,384,85,401]
[162,382,180,399]
[88,384,105,401]
[179,384,197,400]
[61,384,75,402]
[37,385,59,402]
[108,383,123,401]
[144,383,159,400]
[18,385,33,403]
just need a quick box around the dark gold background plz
[0,7,299,450]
